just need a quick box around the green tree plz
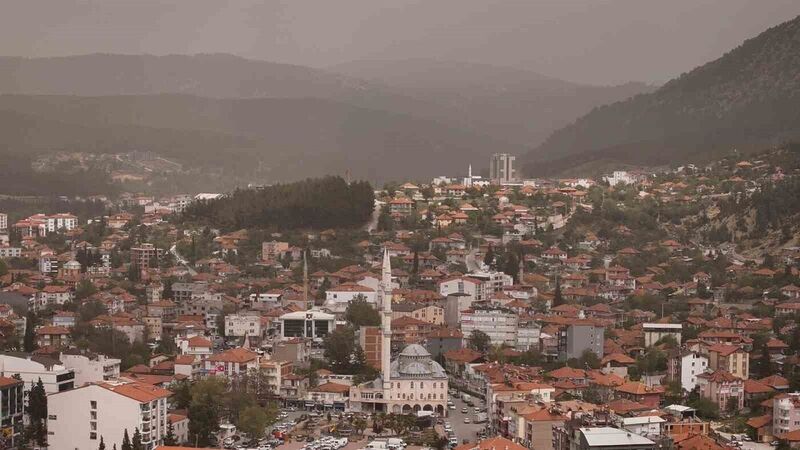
[121,429,132,450]
[23,310,38,352]
[163,420,177,446]
[0,259,8,277]
[483,245,494,267]
[238,406,271,439]
[28,378,47,445]
[188,377,227,447]
[323,327,357,373]
[132,428,143,450]
[345,295,381,328]
[552,280,564,307]
[75,279,98,301]
[468,330,491,353]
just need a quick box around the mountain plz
[0,54,651,148]
[0,94,522,181]
[330,58,654,146]
[522,15,800,176]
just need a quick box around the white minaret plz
[378,249,393,388]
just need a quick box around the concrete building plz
[59,351,122,387]
[442,292,475,326]
[47,380,172,450]
[130,243,163,271]
[558,324,604,361]
[323,285,376,313]
[490,153,516,184]
[676,351,708,393]
[425,328,463,360]
[460,307,518,347]
[439,278,485,304]
[203,348,260,378]
[643,323,682,347]
[224,312,263,338]
[171,281,209,303]
[0,353,75,393]
[575,427,656,450]
[706,344,749,380]
[0,376,24,446]
[773,393,800,436]
[279,310,335,342]
[0,213,7,232]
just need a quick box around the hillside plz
[0,94,522,181]
[523,15,800,175]
[330,58,653,146]
[0,54,651,148]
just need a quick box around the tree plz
[28,378,47,445]
[98,435,106,450]
[132,428,143,450]
[188,377,227,447]
[552,280,564,307]
[323,327,356,373]
[23,310,38,352]
[503,251,519,282]
[238,406,271,440]
[344,295,381,328]
[121,429,132,450]
[483,245,494,267]
[0,259,7,277]
[163,420,177,446]
[468,330,491,353]
[75,279,98,301]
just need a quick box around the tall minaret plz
[378,249,393,388]
[303,251,309,309]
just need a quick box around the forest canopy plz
[182,176,374,231]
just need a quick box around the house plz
[47,380,172,450]
[615,382,665,409]
[167,413,190,445]
[306,382,350,410]
[696,370,744,412]
[773,393,800,437]
[35,325,72,348]
[203,348,260,377]
[705,344,749,380]
[600,353,635,378]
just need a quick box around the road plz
[170,244,197,276]
[438,394,486,445]
[364,200,383,233]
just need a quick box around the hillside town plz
[0,146,799,450]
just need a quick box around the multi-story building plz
[773,393,800,436]
[171,281,210,303]
[130,243,163,271]
[0,246,21,259]
[425,327,463,360]
[203,348,260,377]
[642,323,682,347]
[706,344,749,380]
[47,380,171,450]
[279,310,335,342]
[261,241,289,261]
[0,213,7,232]
[460,307,518,347]
[0,376,24,446]
[669,351,708,393]
[0,353,75,393]
[224,312,263,338]
[59,350,122,387]
[570,427,656,450]
[558,324,604,361]
[13,213,78,237]
[490,153,516,184]
[696,370,744,411]
[324,285,376,313]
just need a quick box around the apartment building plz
[0,376,24,446]
[130,243,163,271]
[59,351,122,387]
[224,312,263,338]
[0,353,75,393]
[706,344,749,380]
[773,393,800,436]
[48,380,171,450]
[460,307,518,346]
[558,324,604,361]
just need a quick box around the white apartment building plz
[0,354,75,394]
[643,323,682,347]
[0,213,7,231]
[773,393,800,436]
[0,246,21,258]
[604,171,638,186]
[59,351,122,387]
[224,312,263,338]
[460,307,518,346]
[48,380,171,450]
[679,351,709,392]
[467,271,514,296]
[203,348,260,378]
[324,284,376,313]
[439,277,485,302]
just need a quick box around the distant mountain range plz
[0,54,650,181]
[522,14,800,176]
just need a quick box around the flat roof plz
[642,323,682,329]
[580,427,655,447]
[622,416,666,425]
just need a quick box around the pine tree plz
[132,427,143,450]
[121,429,132,450]
[483,244,494,267]
[28,378,48,445]
[99,435,106,450]
[553,279,564,307]
[163,419,177,446]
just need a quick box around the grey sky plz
[2,0,799,85]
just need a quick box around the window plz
[90,401,97,409]
[90,411,97,420]
[48,415,57,420]
[90,432,98,440]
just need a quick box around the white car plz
[464,418,471,424]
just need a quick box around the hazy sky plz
[2,0,799,85]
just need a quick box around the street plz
[438,394,486,445]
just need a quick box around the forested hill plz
[181,177,374,231]
[523,14,800,175]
